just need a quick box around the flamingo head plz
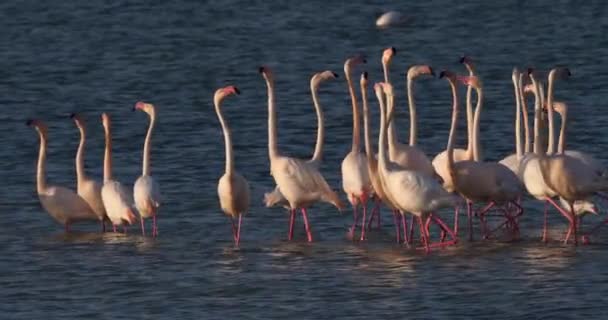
[69,113,85,126]
[312,70,338,88]
[551,101,567,116]
[101,113,111,129]
[511,67,520,83]
[259,65,274,83]
[549,67,571,81]
[407,64,435,80]
[134,101,156,116]
[380,82,394,96]
[457,75,482,89]
[344,54,367,75]
[439,70,457,83]
[26,119,48,135]
[459,55,475,73]
[373,82,385,106]
[522,83,535,95]
[360,71,368,87]
[214,85,240,104]
[381,47,396,65]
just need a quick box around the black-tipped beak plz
[234,87,241,95]
[429,67,435,77]
[391,47,397,55]
[258,66,265,74]
[459,56,467,64]
[132,106,137,111]
[332,72,339,78]
[26,119,33,126]
[527,67,534,75]
[566,68,572,76]
[439,71,446,79]
[362,58,367,64]
[363,71,368,79]
[69,113,76,119]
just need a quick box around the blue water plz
[2,1,608,318]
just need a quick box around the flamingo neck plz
[75,124,86,185]
[406,77,417,146]
[142,111,155,176]
[36,130,47,193]
[471,86,483,162]
[546,75,556,155]
[382,62,390,83]
[465,69,475,157]
[310,82,324,163]
[361,81,374,162]
[103,126,113,182]
[346,71,361,152]
[446,81,459,184]
[531,77,543,155]
[557,108,567,155]
[377,92,389,173]
[214,96,234,174]
[513,74,522,159]
[265,77,279,160]
[519,75,531,154]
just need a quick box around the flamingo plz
[100,113,137,233]
[341,55,372,240]
[538,67,608,245]
[499,69,527,175]
[264,70,339,208]
[443,73,523,240]
[27,119,99,232]
[376,82,457,252]
[133,102,161,237]
[260,66,344,242]
[70,113,108,231]
[214,86,250,246]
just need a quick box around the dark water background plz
[2,1,608,318]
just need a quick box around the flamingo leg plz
[101,220,106,233]
[152,215,158,237]
[288,209,295,241]
[377,199,381,229]
[236,214,242,246]
[140,217,146,236]
[349,202,359,240]
[417,216,430,253]
[360,197,368,241]
[542,200,549,242]
[427,213,458,248]
[453,205,459,236]
[409,215,415,244]
[230,216,238,243]
[467,201,474,241]
[301,208,313,242]
[366,200,377,231]
[401,214,409,247]
[392,210,401,243]
[112,224,117,233]
[570,203,578,246]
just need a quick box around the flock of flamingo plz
[27,47,608,252]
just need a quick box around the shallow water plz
[2,1,608,319]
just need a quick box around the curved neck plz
[142,112,156,176]
[103,125,113,182]
[265,77,279,160]
[465,69,475,156]
[531,77,544,155]
[214,97,234,174]
[471,86,483,161]
[446,81,459,183]
[361,82,374,162]
[36,130,47,193]
[346,71,361,152]
[75,124,86,185]
[546,75,556,155]
[520,76,531,154]
[310,82,324,163]
[382,62,390,83]
[406,77,417,146]
[377,92,389,172]
[513,75,522,159]
[557,108,567,154]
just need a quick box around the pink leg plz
[467,201,474,241]
[236,214,242,246]
[392,210,401,243]
[453,205,459,236]
[230,216,238,243]
[101,220,106,233]
[401,214,409,247]
[152,215,158,237]
[409,215,415,244]
[288,209,295,241]
[349,202,359,239]
[301,208,313,242]
[112,224,117,233]
[417,216,430,253]
[366,201,377,231]
[140,217,146,236]
[360,198,368,241]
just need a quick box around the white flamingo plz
[376,82,457,252]
[260,66,344,242]
[27,119,99,231]
[264,70,339,208]
[133,101,161,237]
[214,86,250,246]
[341,56,372,239]
[499,69,527,175]
[70,113,108,231]
[100,113,137,233]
